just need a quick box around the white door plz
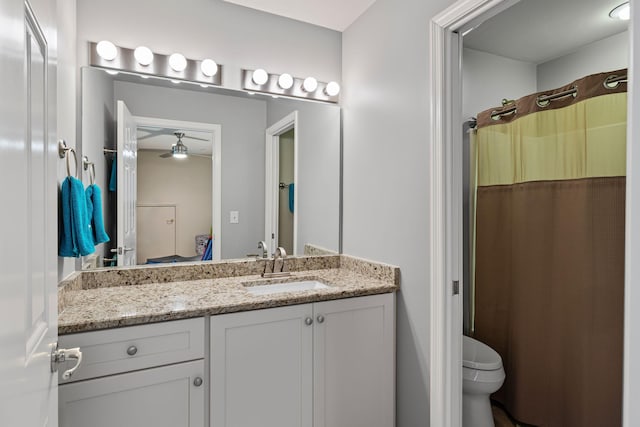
[313,294,396,427]
[117,100,138,266]
[0,1,58,426]
[59,360,205,427]
[136,205,176,264]
[211,304,313,427]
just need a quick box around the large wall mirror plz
[81,66,340,268]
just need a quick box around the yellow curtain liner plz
[475,92,627,187]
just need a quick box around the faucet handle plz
[275,247,287,259]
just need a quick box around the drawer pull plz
[126,345,138,356]
[194,377,203,387]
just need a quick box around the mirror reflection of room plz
[81,68,341,268]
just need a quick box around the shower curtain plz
[472,69,627,427]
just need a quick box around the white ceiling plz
[463,0,628,63]
[137,127,213,155]
[222,0,376,31]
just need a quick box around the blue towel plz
[59,177,95,257]
[109,158,117,192]
[201,238,213,261]
[288,183,294,213]
[85,184,110,245]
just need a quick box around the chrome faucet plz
[262,246,290,278]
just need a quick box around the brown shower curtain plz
[472,69,627,427]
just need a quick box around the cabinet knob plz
[193,377,203,387]
[317,315,325,324]
[126,345,138,356]
[304,317,313,326]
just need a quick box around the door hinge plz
[452,280,460,295]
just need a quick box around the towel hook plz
[58,140,78,178]
[83,156,95,185]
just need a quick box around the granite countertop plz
[58,255,399,334]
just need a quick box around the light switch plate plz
[230,211,239,224]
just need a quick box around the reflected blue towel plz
[201,238,213,261]
[85,184,110,245]
[288,183,294,213]
[109,158,117,192]
[59,177,95,257]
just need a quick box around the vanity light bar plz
[89,42,223,86]
[241,69,339,103]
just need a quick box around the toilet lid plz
[463,336,503,371]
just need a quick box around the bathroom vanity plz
[56,255,398,427]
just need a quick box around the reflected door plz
[137,205,176,264]
[116,100,138,266]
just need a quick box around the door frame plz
[265,111,298,255]
[132,116,222,261]
[429,0,639,426]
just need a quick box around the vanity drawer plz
[59,317,205,383]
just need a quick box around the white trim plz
[132,115,222,261]
[429,1,517,426]
[264,111,298,255]
[624,2,639,425]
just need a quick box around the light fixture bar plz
[89,42,223,86]
[241,69,339,103]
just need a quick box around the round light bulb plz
[252,68,269,85]
[134,46,154,66]
[610,2,630,20]
[278,73,294,89]
[303,77,318,93]
[169,53,187,72]
[325,81,340,96]
[200,59,218,77]
[96,40,117,61]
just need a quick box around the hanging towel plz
[59,176,95,257]
[288,183,294,213]
[85,184,110,245]
[109,158,117,192]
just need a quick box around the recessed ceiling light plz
[610,2,630,20]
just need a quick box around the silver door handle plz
[51,344,83,380]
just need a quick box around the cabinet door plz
[211,304,313,427]
[59,360,205,427]
[313,293,396,427]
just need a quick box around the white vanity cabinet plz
[210,293,395,427]
[58,318,206,427]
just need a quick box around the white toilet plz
[462,336,506,427]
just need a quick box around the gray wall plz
[537,31,629,91]
[342,0,457,425]
[81,69,116,262]
[267,98,341,254]
[113,80,267,259]
[76,0,341,91]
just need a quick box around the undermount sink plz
[243,279,329,296]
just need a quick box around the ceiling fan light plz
[201,59,218,77]
[169,53,187,72]
[172,144,188,158]
[134,46,154,66]
[96,40,118,61]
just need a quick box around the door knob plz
[193,377,203,387]
[304,317,313,326]
[126,345,138,356]
[316,315,325,324]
